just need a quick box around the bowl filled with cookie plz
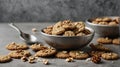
[40,20,94,50]
[86,16,120,38]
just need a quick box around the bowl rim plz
[86,16,119,27]
[40,27,95,38]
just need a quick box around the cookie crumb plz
[62,51,68,54]
[111,61,114,63]
[42,59,49,65]
[21,56,28,62]
[79,51,84,54]
[32,28,38,32]
[28,56,36,64]
[35,57,39,59]
[85,58,91,62]
[37,58,42,62]
[65,57,74,62]
[28,59,35,64]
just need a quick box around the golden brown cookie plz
[102,17,111,22]
[69,51,89,59]
[112,39,120,45]
[62,20,75,30]
[74,22,85,34]
[97,37,112,44]
[83,29,91,35]
[52,21,66,35]
[98,22,108,25]
[89,43,111,52]
[34,48,56,57]
[89,51,105,57]
[55,51,70,59]
[76,29,91,36]
[30,43,48,51]
[113,17,120,24]
[43,25,53,34]
[101,53,119,60]
[91,17,119,26]
[108,22,118,26]
[76,32,85,36]
[52,27,65,35]
[0,55,12,63]
[63,31,75,36]
[95,18,103,22]
[9,50,31,59]
[92,21,99,24]
[6,42,28,50]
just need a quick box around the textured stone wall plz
[0,0,120,22]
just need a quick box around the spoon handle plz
[9,23,22,34]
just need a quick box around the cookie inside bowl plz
[88,16,120,26]
[42,20,92,36]
[86,16,120,38]
[40,20,94,50]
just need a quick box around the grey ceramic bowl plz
[86,16,119,38]
[40,27,94,50]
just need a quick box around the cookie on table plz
[6,42,28,50]
[101,53,119,60]
[89,43,111,52]
[112,38,120,45]
[34,48,56,57]
[0,55,12,63]
[30,43,48,51]
[97,37,112,44]
[9,50,31,59]
[55,51,70,59]
[69,51,89,59]
[89,51,105,57]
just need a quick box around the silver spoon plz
[9,23,38,44]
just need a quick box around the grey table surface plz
[0,23,120,67]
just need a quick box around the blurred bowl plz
[40,27,94,50]
[86,16,119,38]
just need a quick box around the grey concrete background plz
[0,0,120,22]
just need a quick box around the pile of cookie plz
[43,20,91,36]
[87,37,120,63]
[0,42,54,64]
[0,20,119,64]
[91,17,120,25]
[97,37,120,45]
[0,40,119,64]
[89,43,119,62]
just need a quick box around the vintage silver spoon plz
[9,23,38,44]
